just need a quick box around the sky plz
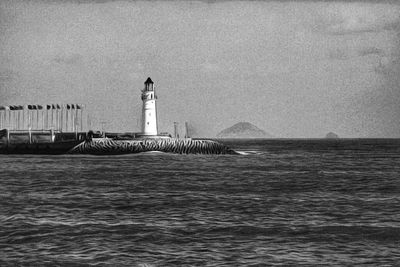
[1,0,400,137]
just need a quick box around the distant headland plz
[217,122,273,138]
[325,132,339,139]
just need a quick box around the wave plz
[235,150,264,155]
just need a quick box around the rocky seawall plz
[68,138,238,155]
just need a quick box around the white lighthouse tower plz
[141,77,158,136]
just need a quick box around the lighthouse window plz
[147,122,149,125]
[149,112,151,116]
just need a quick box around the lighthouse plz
[141,77,158,136]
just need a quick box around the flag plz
[47,105,51,110]
[0,106,5,110]
[76,104,81,109]
[71,104,75,109]
[18,105,24,110]
[32,105,37,110]
[10,106,15,111]
[57,104,61,109]
[67,104,70,109]
[38,105,43,110]
[28,105,32,109]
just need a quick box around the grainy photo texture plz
[0,0,399,266]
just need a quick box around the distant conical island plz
[325,132,339,139]
[217,122,273,138]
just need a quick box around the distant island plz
[217,122,273,138]
[325,132,339,139]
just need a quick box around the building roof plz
[144,77,153,84]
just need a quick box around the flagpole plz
[56,105,58,131]
[36,106,38,130]
[6,107,8,129]
[81,106,83,132]
[30,106,32,130]
[21,107,23,130]
[19,107,22,130]
[15,108,17,130]
[14,108,17,130]
[10,107,12,130]
[11,107,15,130]
[22,106,25,130]
[72,105,74,132]
[8,108,11,130]
[57,105,60,131]
[75,105,78,133]
[58,106,62,131]
[17,108,20,130]
[12,107,15,130]
[51,106,54,130]
[57,105,59,131]
[70,105,73,132]
[9,107,11,130]
[16,107,19,130]
[30,106,33,130]
[14,107,16,130]
[71,106,74,132]
[0,108,3,129]
[55,105,57,131]
[41,106,44,131]
[9,107,12,130]
[61,105,64,132]
[73,105,77,137]
[66,105,69,132]
[27,106,30,130]
[41,106,43,131]
[69,104,74,132]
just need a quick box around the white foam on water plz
[236,150,263,155]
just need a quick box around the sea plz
[0,139,399,266]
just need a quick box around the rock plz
[217,122,273,138]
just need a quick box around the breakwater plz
[68,138,238,155]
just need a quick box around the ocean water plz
[0,139,399,266]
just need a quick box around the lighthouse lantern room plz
[141,77,158,136]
